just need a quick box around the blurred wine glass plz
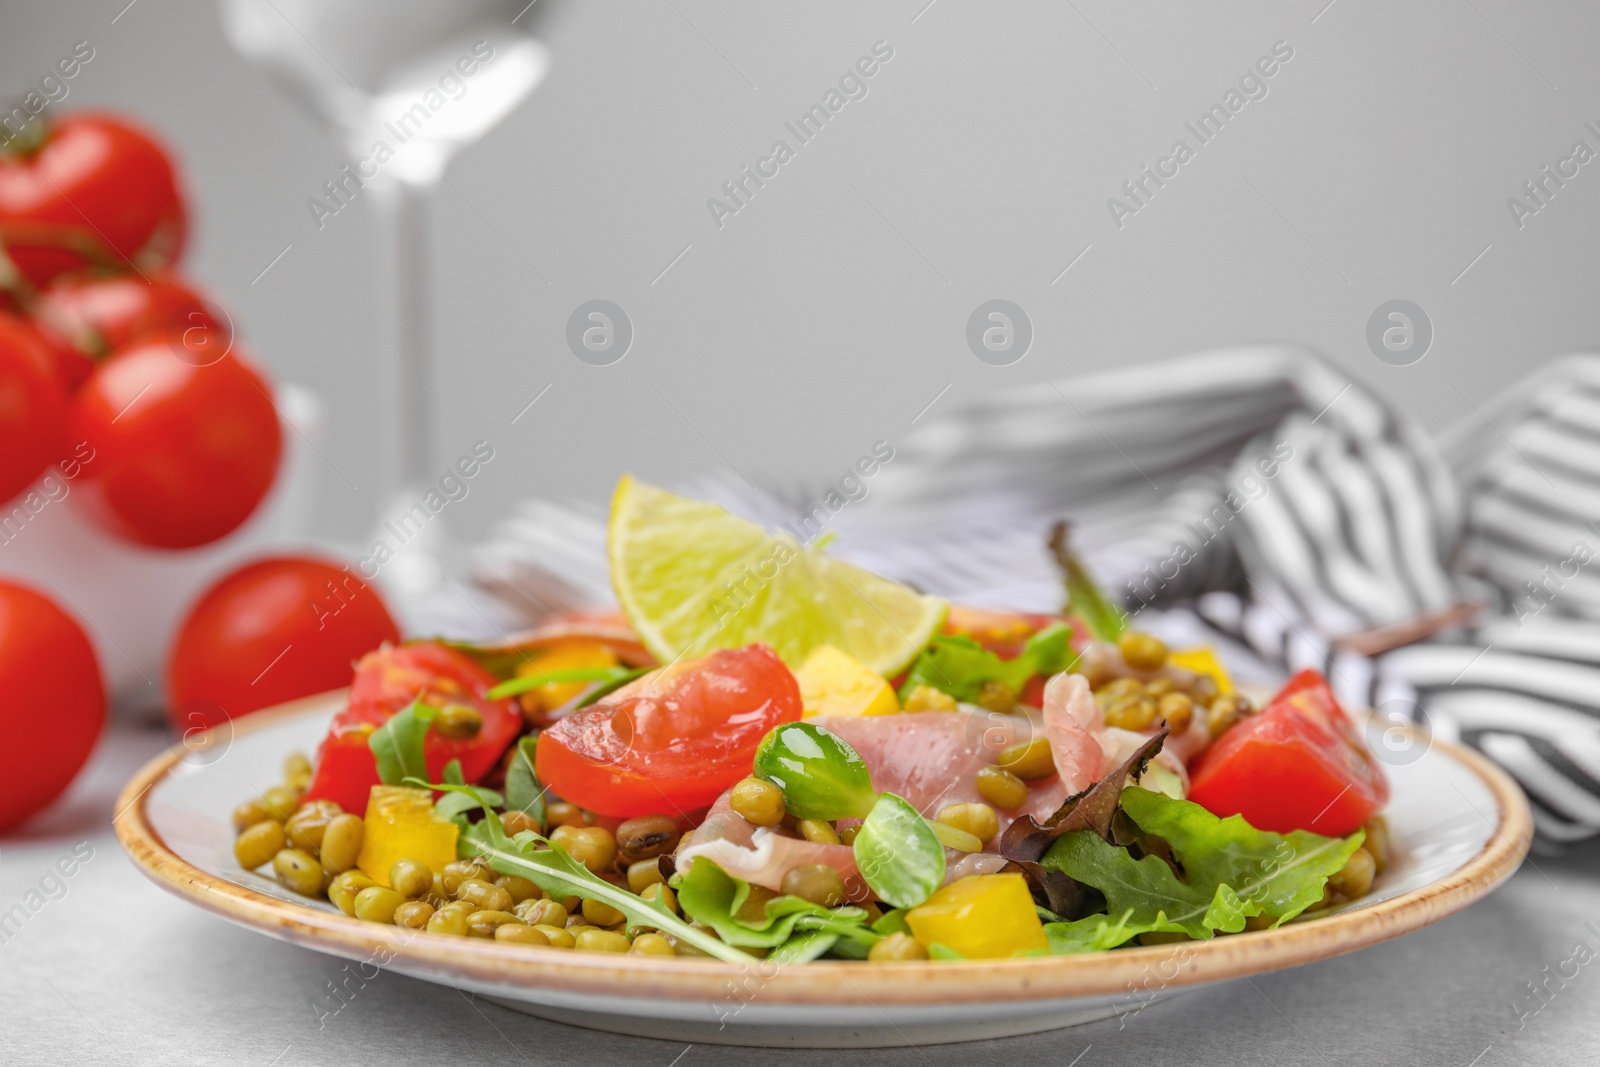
[220,0,551,605]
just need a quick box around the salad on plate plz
[227,476,1391,964]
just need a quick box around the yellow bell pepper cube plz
[356,786,459,887]
[1168,646,1233,694]
[796,645,900,718]
[906,874,1048,958]
[515,639,620,711]
[901,685,958,713]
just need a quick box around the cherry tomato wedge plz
[536,644,802,818]
[1188,669,1389,837]
[300,642,520,814]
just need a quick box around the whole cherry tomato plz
[1189,670,1389,836]
[32,272,227,388]
[0,579,106,833]
[0,113,186,288]
[301,642,521,814]
[69,340,282,548]
[20,314,96,393]
[0,311,68,505]
[537,644,803,818]
[167,557,401,734]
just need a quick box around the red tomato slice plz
[301,642,520,814]
[536,644,801,818]
[1188,669,1389,836]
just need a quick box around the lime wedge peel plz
[607,476,948,677]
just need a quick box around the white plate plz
[116,691,1530,1048]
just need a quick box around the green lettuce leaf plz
[1045,831,1244,941]
[1044,910,1146,954]
[767,930,840,964]
[502,736,546,832]
[674,857,878,950]
[853,793,946,908]
[898,623,1073,704]
[1041,788,1363,951]
[1119,787,1363,921]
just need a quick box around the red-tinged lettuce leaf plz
[997,729,1168,916]
[1000,729,1169,863]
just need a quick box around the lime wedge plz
[608,476,948,676]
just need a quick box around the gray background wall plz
[6,0,1598,547]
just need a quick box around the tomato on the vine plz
[0,113,186,288]
[33,272,227,386]
[0,311,68,505]
[69,340,282,548]
[167,557,401,733]
[537,644,803,818]
[0,580,105,832]
[301,642,521,815]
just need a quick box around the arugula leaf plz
[486,666,639,701]
[898,623,1073,704]
[502,736,547,832]
[432,786,504,821]
[1048,520,1126,642]
[437,640,531,681]
[369,701,438,786]
[1040,788,1364,949]
[442,760,466,786]
[853,793,946,908]
[554,667,654,714]
[426,780,752,964]
[674,857,877,950]
[927,944,967,961]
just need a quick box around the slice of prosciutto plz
[674,673,1190,895]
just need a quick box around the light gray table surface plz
[3,718,1596,1067]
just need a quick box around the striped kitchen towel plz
[474,345,1600,846]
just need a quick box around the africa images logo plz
[705,41,895,230]
[1105,40,1295,229]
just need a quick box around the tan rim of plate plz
[115,693,1532,1007]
